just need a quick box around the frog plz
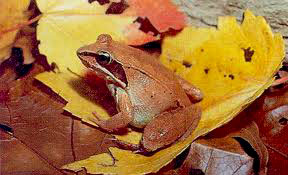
[77,34,203,153]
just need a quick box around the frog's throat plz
[90,64,127,89]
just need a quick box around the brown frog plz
[77,34,202,153]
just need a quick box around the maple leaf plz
[0,0,31,63]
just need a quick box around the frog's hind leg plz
[176,75,203,103]
[142,105,201,152]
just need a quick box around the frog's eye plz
[96,51,112,65]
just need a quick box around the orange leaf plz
[126,0,186,32]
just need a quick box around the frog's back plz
[110,40,185,94]
[125,68,179,128]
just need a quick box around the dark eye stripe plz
[78,51,97,57]
[78,51,112,65]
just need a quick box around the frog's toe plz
[89,113,107,128]
[92,112,103,121]
[133,147,146,154]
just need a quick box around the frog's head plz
[77,34,127,88]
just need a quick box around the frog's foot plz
[110,137,150,154]
[176,75,203,103]
[90,112,110,130]
[111,137,140,151]
[110,136,157,155]
[90,111,132,133]
[97,149,118,167]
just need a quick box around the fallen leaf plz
[208,116,269,174]
[36,0,158,57]
[178,138,254,175]
[0,60,114,174]
[0,0,31,62]
[247,87,288,175]
[124,0,186,33]
[14,26,37,64]
[266,147,288,175]
[36,71,115,125]
[230,123,269,174]
[160,9,284,151]
[0,130,63,175]
[36,11,284,175]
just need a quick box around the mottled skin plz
[77,34,202,152]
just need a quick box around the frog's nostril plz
[77,51,87,57]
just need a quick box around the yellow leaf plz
[160,10,284,139]
[36,10,284,175]
[0,0,31,62]
[36,0,157,74]
[14,26,36,64]
[36,71,110,125]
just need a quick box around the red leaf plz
[126,0,186,32]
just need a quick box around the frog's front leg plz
[176,75,203,103]
[90,88,133,133]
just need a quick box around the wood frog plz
[77,34,203,153]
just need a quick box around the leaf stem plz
[271,76,288,86]
[0,14,42,35]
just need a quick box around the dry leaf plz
[14,26,37,64]
[207,115,269,174]
[36,11,284,175]
[248,87,288,175]
[0,130,63,175]
[0,0,31,62]
[124,0,186,33]
[0,61,114,174]
[178,138,254,175]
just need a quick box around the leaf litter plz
[0,0,287,174]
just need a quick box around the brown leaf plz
[249,87,288,175]
[0,62,116,174]
[0,130,63,175]
[208,115,269,174]
[171,112,269,175]
[73,119,116,161]
[178,137,254,175]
